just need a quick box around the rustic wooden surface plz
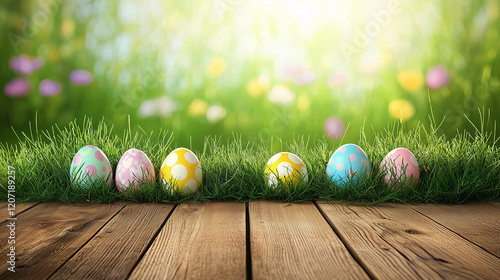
[250,201,369,280]
[131,202,246,280]
[411,202,500,258]
[50,203,174,280]
[317,202,500,279]
[0,203,124,280]
[0,203,37,221]
[0,201,499,279]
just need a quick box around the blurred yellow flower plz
[246,76,270,97]
[397,70,423,92]
[297,94,310,111]
[488,2,499,21]
[61,19,75,37]
[206,56,226,77]
[188,99,208,116]
[48,48,60,62]
[73,38,84,50]
[388,99,415,122]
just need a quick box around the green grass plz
[1,110,500,204]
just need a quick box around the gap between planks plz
[316,201,500,279]
[129,202,247,280]
[0,203,38,223]
[249,201,369,280]
[49,203,175,280]
[409,202,500,259]
[0,202,126,280]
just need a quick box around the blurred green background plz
[1,0,499,150]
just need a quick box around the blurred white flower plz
[268,85,295,106]
[138,100,156,118]
[206,105,227,123]
[138,96,177,118]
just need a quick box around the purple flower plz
[70,70,94,85]
[426,66,450,89]
[4,78,30,97]
[39,79,62,97]
[9,54,43,75]
[324,116,346,140]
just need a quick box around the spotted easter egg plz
[326,144,371,188]
[115,148,155,192]
[380,148,420,187]
[265,152,308,188]
[160,148,202,194]
[70,145,113,188]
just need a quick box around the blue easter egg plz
[326,144,371,187]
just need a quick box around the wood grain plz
[129,202,246,280]
[50,203,174,280]
[0,203,123,280]
[410,202,500,258]
[250,201,369,280]
[318,202,500,279]
[0,203,37,221]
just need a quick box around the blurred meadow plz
[1,0,499,150]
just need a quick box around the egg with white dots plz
[326,144,371,188]
[115,148,155,192]
[264,152,308,188]
[380,147,420,188]
[70,145,113,188]
[160,148,202,194]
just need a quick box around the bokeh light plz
[0,0,499,148]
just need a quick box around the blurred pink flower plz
[70,70,94,85]
[327,73,348,87]
[4,78,30,97]
[9,54,43,75]
[283,63,316,85]
[294,71,316,85]
[426,66,450,89]
[39,79,62,97]
[324,116,345,139]
[283,63,306,80]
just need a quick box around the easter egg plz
[264,152,308,188]
[380,148,420,187]
[160,148,202,194]
[70,145,113,188]
[115,148,155,192]
[326,144,371,187]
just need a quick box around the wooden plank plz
[250,201,369,280]
[50,203,174,280]
[0,203,123,280]
[129,202,246,280]
[317,202,500,279]
[0,203,37,221]
[410,202,500,258]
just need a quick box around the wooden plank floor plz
[1,201,499,279]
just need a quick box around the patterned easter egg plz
[380,148,420,187]
[264,152,308,188]
[160,148,202,194]
[326,144,371,188]
[70,145,113,188]
[115,148,155,192]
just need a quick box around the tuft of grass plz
[1,111,500,204]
